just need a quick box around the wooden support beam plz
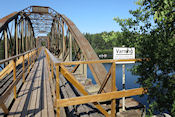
[98,67,112,94]
[55,59,142,66]
[59,64,109,116]
[111,62,116,117]
[56,66,60,117]
[57,88,145,107]
[71,64,80,73]
[0,102,9,114]
[12,59,16,99]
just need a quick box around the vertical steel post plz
[28,23,31,50]
[4,29,8,66]
[21,20,24,52]
[25,21,28,51]
[56,65,60,117]
[62,21,65,60]
[69,32,72,61]
[15,18,18,55]
[111,62,116,117]
[13,59,16,99]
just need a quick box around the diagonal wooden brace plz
[59,64,109,117]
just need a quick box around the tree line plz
[86,0,175,116]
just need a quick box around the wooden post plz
[22,55,25,83]
[111,62,116,116]
[15,19,18,55]
[56,65,60,117]
[122,64,126,111]
[4,29,8,66]
[0,102,9,114]
[13,59,16,99]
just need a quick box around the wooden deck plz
[7,50,55,117]
[0,48,145,117]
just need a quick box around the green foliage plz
[113,0,175,116]
[84,31,142,58]
[41,41,46,46]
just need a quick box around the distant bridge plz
[0,6,145,117]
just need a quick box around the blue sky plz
[0,0,138,34]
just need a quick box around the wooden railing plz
[0,48,41,114]
[45,48,146,117]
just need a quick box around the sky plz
[0,0,139,34]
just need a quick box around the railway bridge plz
[0,6,145,117]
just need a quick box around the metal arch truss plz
[0,5,110,92]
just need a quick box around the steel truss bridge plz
[0,6,145,117]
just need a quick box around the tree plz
[114,0,175,116]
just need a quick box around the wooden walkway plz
[7,50,55,117]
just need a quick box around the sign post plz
[113,47,135,111]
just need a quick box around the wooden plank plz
[41,58,48,117]
[55,59,143,66]
[9,68,33,117]
[21,57,40,117]
[31,52,42,117]
[7,51,40,117]
[45,67,55,117]
[57,88,145,107]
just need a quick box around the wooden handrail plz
[0,48,38,65]
[55,58,145,66]
[44,48,148,117]
[57,88,146,107]
[0,47,41,114]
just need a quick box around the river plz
[87,63,148,108]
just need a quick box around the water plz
[0,64,4,71]
[87,63,148,108]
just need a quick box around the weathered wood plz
[0,50,37,79]
[12,59,17,99]
[57,88,145,107]
[56,59,143,66]
[56,65,60,117]
[0,102,8,114]
[111,62,116,117]
[59,64,109,116]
